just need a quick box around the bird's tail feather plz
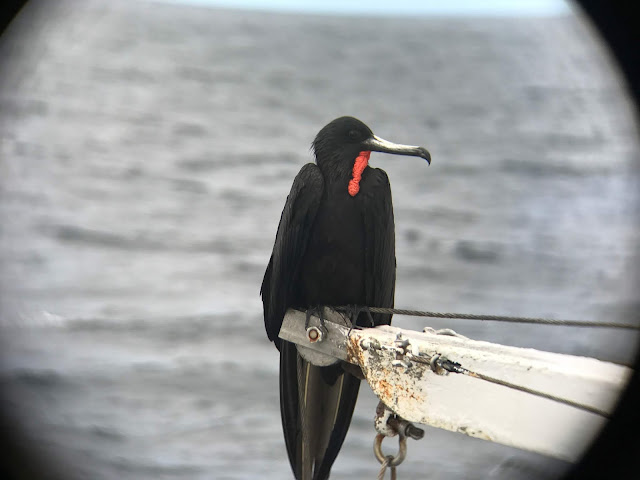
[280,341,360,480]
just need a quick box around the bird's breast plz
[298,189,367,306]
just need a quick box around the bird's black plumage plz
[261,116,430,480]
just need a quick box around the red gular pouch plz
[348,151,371,197]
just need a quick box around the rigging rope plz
[359,306,640,330]
[377,456,397,480]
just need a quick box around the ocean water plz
[0,1,639,479]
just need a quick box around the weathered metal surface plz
[278,308,352,366]
[278,307,633,462]
[348,325,632,462]
[347,332,430,429]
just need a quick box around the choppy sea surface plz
[1,1,639,479]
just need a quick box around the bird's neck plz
[348,151,370,196]
[317,151,371,196]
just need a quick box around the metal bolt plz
[389,417,425,440]
[403,423,425,440]
[306,326,326,343]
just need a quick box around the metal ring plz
[374,433,407,467]
[430,353,441,373]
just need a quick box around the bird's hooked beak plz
[362,135,431,165]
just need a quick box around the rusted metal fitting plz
[391,359,412,368]
[429,353,448,375]
[393,419,425,440]
[375,402,397,437]
[306,325,327,343]
[384,412,425,441]
[391,333,412,368]
[360,337,381,351]
[395,333,410,349]
[375,402,425,441]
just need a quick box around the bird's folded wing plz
[261,163,324,345]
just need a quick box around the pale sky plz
[154,0,573,16]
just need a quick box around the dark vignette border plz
[564,0,639,477]
[0,0,638,478]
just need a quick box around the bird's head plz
[312,116,430,196]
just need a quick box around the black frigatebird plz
[261,116,430,480]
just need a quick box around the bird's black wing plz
[261,162,324,347]
[361,167,396,326]
[262,163,337,480]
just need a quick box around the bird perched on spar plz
[261,116,430,480]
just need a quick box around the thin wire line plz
[358,306,640,330]
[408,354,611,417]
[466,369,611,417]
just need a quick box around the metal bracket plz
[279,308,352,367]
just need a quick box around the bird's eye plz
[348,130,360,141]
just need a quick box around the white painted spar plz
[279,308,633,463]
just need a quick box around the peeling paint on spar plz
[348,331,427,417]
[375,378,423,408]
[282,310,630,462]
